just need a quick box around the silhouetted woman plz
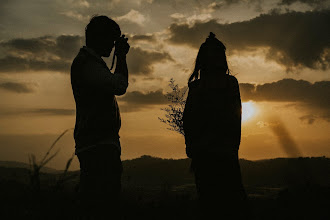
[183,32,250,219]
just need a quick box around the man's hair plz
[85,15,121,47]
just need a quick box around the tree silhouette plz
[158,79,187,136]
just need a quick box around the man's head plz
[85,15,121,57]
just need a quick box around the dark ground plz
[0,156,329,220]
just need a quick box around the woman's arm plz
[232,76,242,150]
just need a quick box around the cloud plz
[0,56,72,73]
[168,10,330,71]
[170,12,213,24]
[278,0,330,8]
[0,35,83,60]
[127,47,174,75]
[117,89,168,113]
[299,114,316,124]
[0,35,172,75]
[60,11,90,22]
[0,82,37,93]
[240,78,330,108]
[76,0,90,8]
[299,113,330,123]
[0,35,83,73]
[128,34,156,43]
[207,0,264,11]
[0,108,75,117]
[116,9,147,26]
[119,90,168,105]
[170,13,186,20]
[186,13,213,24]
[240,78,330,121]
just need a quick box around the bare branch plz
[159,79,187,136]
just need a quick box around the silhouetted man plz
[70,15,129,219]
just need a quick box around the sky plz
[0,0,329,170]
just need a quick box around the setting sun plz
[242,101,257,122]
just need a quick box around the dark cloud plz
[0,82,37,93]
[0,35,172,75]
[299,114,316,124]
[118,78,330,116]
[0,35,84,59]
[299,113,330,123]
[119,90,168,105]
[168,10,330,71]
[0,35,83,73]
[240,78,330,121]
[0,108,75,116]
[127,47,174,75]
[1,36,54,53]
[0,56,71,73]
[240,78,330,108]
[117,90,168,113]
[54,35,84,59]
[278,0,329,8]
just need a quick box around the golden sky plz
[0,0,329,170]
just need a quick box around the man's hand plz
[113,34,129,95]
[114,35,130,57]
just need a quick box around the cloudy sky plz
[0,0,329,170]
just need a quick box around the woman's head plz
[189,32,229,82]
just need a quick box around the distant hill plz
[0,161,59,173]
[122,155,193,187]
[1,156,330,189]
[121,155,330,188]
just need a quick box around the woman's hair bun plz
[204,31,226,51]
[208,32,216,39]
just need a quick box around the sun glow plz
[242,101,257,123]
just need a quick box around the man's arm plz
[112,35,130,95]
[81,60,128,96]
[81,36,130,95]
[113,54,128,95]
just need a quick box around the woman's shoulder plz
[227,75,238,84]
[188,79,201,89]
[226,75,239,89]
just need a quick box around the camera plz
[110,35,130,70]
[114,34,129,56]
